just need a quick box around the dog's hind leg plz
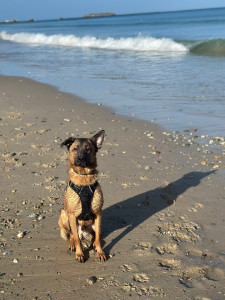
[58,209,71,240]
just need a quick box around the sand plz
[0,75,225,299]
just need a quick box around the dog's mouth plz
[75,161,87,167]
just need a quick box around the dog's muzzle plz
[75,155,88,167]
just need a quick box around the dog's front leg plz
[68,213,84,262]
[93,213,106,261]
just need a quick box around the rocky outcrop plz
[83,12,115,18]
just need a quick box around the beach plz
[0,75,225,299]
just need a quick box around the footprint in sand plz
[133,242,152,256]
[122,282,164,297]
[156,243,178,255]
[159,258,181,269]
[132,273,150,282]
[180,265,225,289]
[204,266,225,281]
[121,264,132,272]
[180,266,206,288]
[121,263,138,273]
[188,202,204,212]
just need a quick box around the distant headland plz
[0,18,34,24]
[83,12,116,18]
[0,13,116,24]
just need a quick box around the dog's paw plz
[97,251,106,262]
[68,242,76,252]
[76,252,85,263]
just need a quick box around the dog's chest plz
[70,181,97,221]
[65,183,103,218]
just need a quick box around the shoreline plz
[1,75,225,299]
[2,73,225,154]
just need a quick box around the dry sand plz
[0,75,225,299]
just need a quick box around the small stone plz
[87,276,97,285]
[17,272,23,277]
[17,231,25,239]
[212,165,219,169]
[98,277,104,281]
[13,259,19,264]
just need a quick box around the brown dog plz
[58,130,106,262]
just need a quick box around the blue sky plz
[1,0,225,21]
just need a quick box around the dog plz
[58,130,106,262]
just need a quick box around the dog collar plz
[69,180,98,195]
[71,169,97,176]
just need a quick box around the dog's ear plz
[61,137,76,150]
[90,130,105,151]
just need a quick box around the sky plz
[1,0,225,21]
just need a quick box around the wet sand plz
[0,75,225,299]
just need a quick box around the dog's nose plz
[77,155,85,162]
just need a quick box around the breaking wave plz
[2,32,225,56]
[0,31,187,53]
[190,38,225,56]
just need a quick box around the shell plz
[17,231,25,239]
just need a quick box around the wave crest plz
[190,38,225,56]
[0,31,187,53]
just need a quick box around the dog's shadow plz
[102,171,214,254]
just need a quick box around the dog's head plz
[61,130,105,169]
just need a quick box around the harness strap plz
[69,180,98,221]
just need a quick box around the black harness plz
[69,180,98,221]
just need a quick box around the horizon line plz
[1,6,224,24]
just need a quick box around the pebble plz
[17,231,25,239]
[13,259,19,264]
[28,213,37,218]
[87,276,97,285]
[212,165,219,169]
[98,277,104,281]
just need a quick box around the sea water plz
[0,8,225,137]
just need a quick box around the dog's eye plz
[73,147,78,152]
[86,147,91,153]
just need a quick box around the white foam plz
[0,31,187,53]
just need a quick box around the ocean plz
[1,8,225,138]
